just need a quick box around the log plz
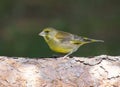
[0,55,120,87]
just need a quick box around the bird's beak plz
[39,31,45,36]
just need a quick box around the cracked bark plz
[0,55,120,87]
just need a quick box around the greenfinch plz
[39,27,104,58]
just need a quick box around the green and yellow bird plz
[39,27,104,58]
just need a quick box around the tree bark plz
[0,55,119,87]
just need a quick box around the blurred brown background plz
[0,0,120,57]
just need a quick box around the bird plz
[39,27,104,58]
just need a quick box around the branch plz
[0,55,120,87]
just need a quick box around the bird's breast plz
[47,39,74,53]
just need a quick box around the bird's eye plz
[44,30,50,33]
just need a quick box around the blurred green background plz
[0,0,120,58]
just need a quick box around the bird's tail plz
[90,39,104,43]
[83,37,104,43]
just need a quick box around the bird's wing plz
[55,31,73,42]
[70,35,83,44]
[55,31,85,44]
[55,31,96,44]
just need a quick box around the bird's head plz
[39,27,57,38]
